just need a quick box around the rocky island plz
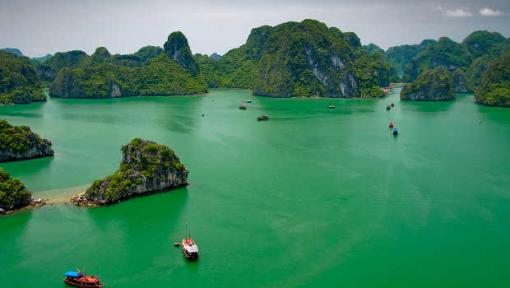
[0,120,54,162]
[400,67,455,101]
[0,168,32,213]
[0,51,46,105]
[475,52,510,107]
[74,138,188,206]
[195,19,397,98]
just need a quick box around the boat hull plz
[64,278,104,288]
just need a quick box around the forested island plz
[0,120,54,162]
[73,138,188,206]
[387,31,510,104]
[401,67,455,101]
[0,168,32,213]
[195,19,396,98]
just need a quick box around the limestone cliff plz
[0,120,54,162]
[81,138,188,205]
[400,67,455,101]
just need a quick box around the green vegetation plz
[387,31,510,95]
[0,120,54,162]
[475,52,510,107]
[164,32,200,76]
[0,51,45,105]
[197,19,397,98]
[84,138,188,205]
[49,32,207,98]
[0,168,32,211]
[385,40,435,76]
[401,67,454,101]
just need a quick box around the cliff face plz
[196,19,395,98]
[0,168,32,211]
[164,32,200,76]
[83,138,188,205]
[0,120,54,162]
[452,69,470,93]
[400,67,455,101]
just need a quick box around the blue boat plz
[392,127,399,136]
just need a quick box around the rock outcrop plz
[0,168,32,212]
[0,120,54,162]
[400,67,455,101]
[164,32,200,76]
[79,138,188,206]
[452,69,470,93]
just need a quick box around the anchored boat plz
[64,270,103,288]
[180,225,199,260]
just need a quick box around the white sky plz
[0,0,509,57]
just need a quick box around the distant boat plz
[239,104,247,110]
[245,99,252,103]
[329,105,336,109]
[181,225,199,261]
[383,87,391,94]
[386,105,391,111]
[389,121,394,129]
[257,115,269,121]
[64,270,103,288]
[390,102,395,107]
[392,127,399,136]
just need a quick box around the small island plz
[0,120,54,162]
[0,168,32,213]
[475,52,510,107]
[400,67,455,101]
[73,138,188,206]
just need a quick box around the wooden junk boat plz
[181,227,199,260]
[64,270,103,288]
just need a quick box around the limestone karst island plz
[1,1,509,287]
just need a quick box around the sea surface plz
[1,89,509,287]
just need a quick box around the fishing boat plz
[181,226,199,260]
[388,121,394,129]
[257,115,269,121]
[64,270,103,288]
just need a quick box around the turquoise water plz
[1,89,510,287]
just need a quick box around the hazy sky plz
[1,0,509,57]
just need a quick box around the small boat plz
[390,102,395,107]
[239,104,247,110]
[257,115,269,121]
[245,99,252,103]
[383,87,391,94]
[64,270,103,288]
[386,105,391,111]
[388,121,394,129]
[328,105,336,109]
[181,225,199,260]
[392,127,399,136]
